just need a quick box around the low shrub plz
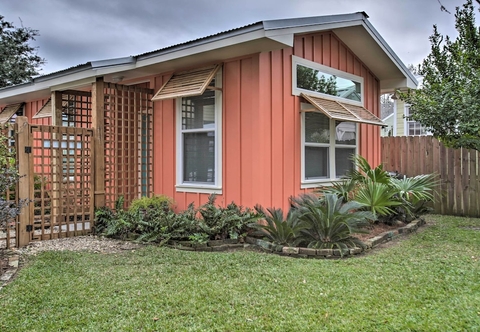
[249,206,307,246]
[95,194,259,244]
[291,194,372,255]
[197,194,259,240]
[129,195,173,214]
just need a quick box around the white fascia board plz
[262,20,365,49]
[264,21,364,48]
[361,20,418,88]
[136,29,268,68]
[265,20,363,37]
[0,70,96,101]
[49,77,96,91]
[94,63,137,76]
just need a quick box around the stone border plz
[245,218,426,259]
[167,238,246,252]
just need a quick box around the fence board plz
[469,149,478,216]
[462,149,470,215]
[381,136,480,217]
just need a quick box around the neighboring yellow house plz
[381,76,429,137]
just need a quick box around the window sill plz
[301,180,341,189]
[175,184,222,194]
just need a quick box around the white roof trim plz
[0,12,416,103]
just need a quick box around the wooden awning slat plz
[0,103,24,124]
[32,99,52,119]
[300,93,385,127]
[151,64,220,101]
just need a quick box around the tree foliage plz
[0,128,23,227]
[0,15,45,88]
[401,0,480,150]
[296,65,337,95]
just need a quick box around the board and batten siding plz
[152,31,382,212]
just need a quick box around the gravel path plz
[16,236,144,256]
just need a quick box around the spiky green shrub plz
[198,194,259,240]
[320,178,357,202]
[354,179,402,221]
[389,174,438,222]
[94,196,136,239]
[291,194,373,254]
[349,155,391,184]
[249,206,307,246]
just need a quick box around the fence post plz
[92,77,105,208]
[16,116,32,247]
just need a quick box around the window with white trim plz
[405,105,428,136]
[293,56,364,105]
[302,105,357,186]
[176,70,222,192]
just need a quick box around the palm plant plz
[291,194,374,255]
[349,155,391,185]
[389,174,438,203]
[389,174,439,221]
[354,179,402,221]
[321,178,358,202]
[249,206,307,246]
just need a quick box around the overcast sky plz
[1,0,476,75]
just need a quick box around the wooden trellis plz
[103,82,154,208]
[1,79,154,248]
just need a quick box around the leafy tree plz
[0,15,45,88]
[401,0,480,150]
[0,128,24,228]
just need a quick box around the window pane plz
[335,121,356,145]
[296,64,361,102]
[183,132,215,183]
[335,148,355,177]
[305,112,330,143]
[305,146,329,179]
[182,90,216,130]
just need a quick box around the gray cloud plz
[1,0,476,74]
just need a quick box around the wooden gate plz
[29,122,94,241]
[0,117,95,247]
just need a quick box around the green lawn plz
[1,215,479,331]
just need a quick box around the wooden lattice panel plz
[31,125,94,241]
[61,90,92,128]
[104,83,154,208]
[0,124,18,249]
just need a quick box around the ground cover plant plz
[0,215,479,331]
[95,194,258,244]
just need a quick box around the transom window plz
[292,56,363,104]
[302,107,357,186]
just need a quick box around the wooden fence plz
[381,136,480,217]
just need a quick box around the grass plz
[1,215,479,331]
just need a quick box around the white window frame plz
[404,104,429,136]
[292,55,364,106]
[301,104,359,188]
[175,69,222,194]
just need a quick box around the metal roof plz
[0,12,417,102]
